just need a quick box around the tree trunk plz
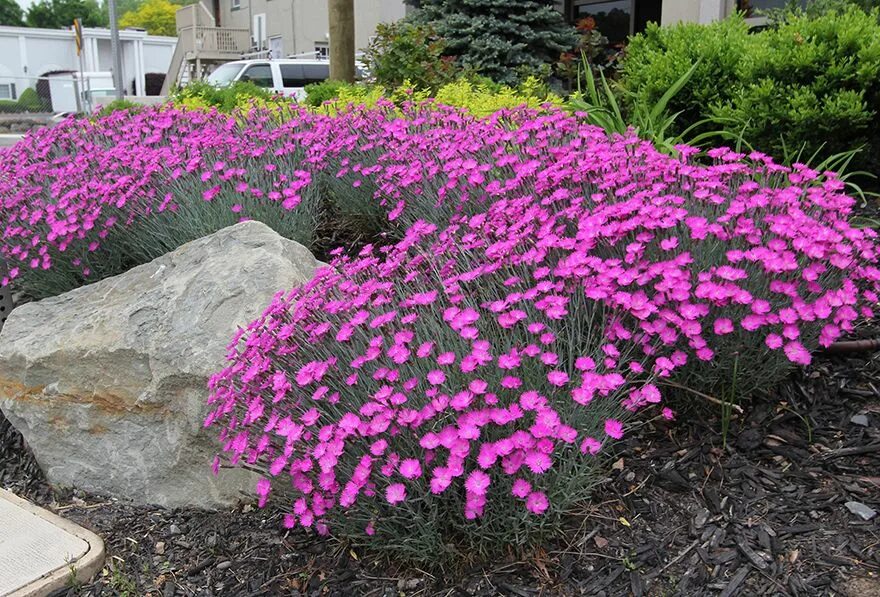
[328,0,355,82]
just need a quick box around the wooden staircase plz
[161,2,250,95]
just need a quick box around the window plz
[314,42,329,60]
[279,63,329,88]
[739,0,806,18]
[206,63,245,86]
[302,63,329,84]
[0,83,16,100]
[279,64,305,88]
[573,0,632,45]
[239,64,274,87]
[231,0,240,10]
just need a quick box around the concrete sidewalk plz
[0,489,104,596]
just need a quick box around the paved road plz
[0,134,23,148]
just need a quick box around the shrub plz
[433,76,562,117]
[16,88,48,112]
[620,8,880,172]
[310,78,561,118]
[709,7,880,169]
[302,80,351,108]
[98,98,144,114]
[307,82,391,114]
[0,88,50,113]
[171,80,280,112]
[620,15,752,135]
[361,22,459,92]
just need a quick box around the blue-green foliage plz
[407,0,578,85]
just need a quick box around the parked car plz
[205,59,332,101]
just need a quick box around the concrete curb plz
[0,488,105,596]
[0,135,24,148]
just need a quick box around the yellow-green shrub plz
[433,77,562,117]
[309,77,562,118]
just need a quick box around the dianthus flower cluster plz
[3,101,878,545]
[206,218,668,535]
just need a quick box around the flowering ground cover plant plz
[0,107,324,299]
[205,219,666,562]
[2,101,878,563]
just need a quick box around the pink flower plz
[202,185,221,201]
[511,479,532,498]
[399,458,422,479]
[437,352,456,365]
[429,470,452,494]
[784,341,812,366]
[501,375,522,388]
[540,352,559,366]
[660,237,679,251]
[819,324,840,347]
[604,419,624,440]
[713,318,734,335]
[524,450,552,473]
[465,470,491,495]
[256,478,271,508]
[580,437,601,455]
[575,356,596,371]
[385,483,407,505]
[525,491,549,515]
[640,384,661,403]
[469,379,488,393]
[765,333,784,349]
[427,370,446,385]
[498,352,521,370]
[547,370,569,386]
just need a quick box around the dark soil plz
[2,345,879,597]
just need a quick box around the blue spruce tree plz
[408,0,578,85]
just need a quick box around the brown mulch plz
[2,346,879,597]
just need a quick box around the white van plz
[205,59,331,101]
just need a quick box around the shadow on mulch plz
[2,346,879,597]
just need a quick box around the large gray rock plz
[0,221,320,507]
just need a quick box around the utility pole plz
[73,18,84,112]
[107,0,124,100]
[328,0,355,82]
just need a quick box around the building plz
[164,0,789,93]
[564,1,794,45]
[163,0,406,92]
[218,0,407,59]
[0,25,177,101]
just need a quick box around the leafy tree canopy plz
[119,0,177,35]
[26,0,106,28]
[0,0,25,26]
